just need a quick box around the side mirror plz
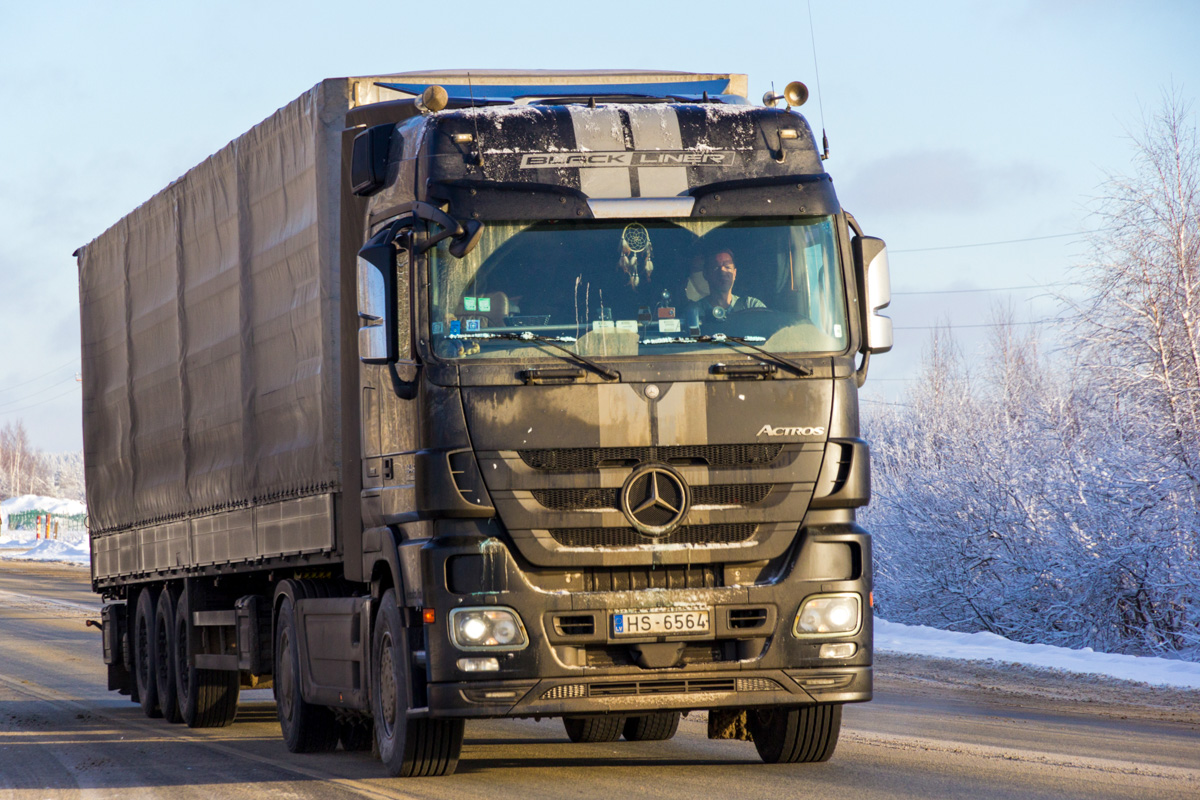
[449,219,484,258]
[853,236,893,354]
[351,124,394,196]
[357,227,399,363]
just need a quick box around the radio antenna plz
[807,0,830,160]
[467,72,484,166]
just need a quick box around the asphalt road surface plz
[1,557,1197,799]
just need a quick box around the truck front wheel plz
[372,589,463,777]
[748,704,842,763]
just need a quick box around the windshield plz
[428,216,848,361]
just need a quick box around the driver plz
[685,247,766,329]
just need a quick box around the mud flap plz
[708,709,753,741]
[101,602,132,694]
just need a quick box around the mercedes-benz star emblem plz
[620,465,689,537]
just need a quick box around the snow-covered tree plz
[865,95,1200,659]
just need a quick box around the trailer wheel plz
[175,591,239,728]
[563,715,626,743]
[748,704,842,763]
[133,588,162,718]
[275,595,338,753]
[372,589,464,777]
[153,590,181,723]
[623,712,680,741]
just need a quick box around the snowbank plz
[2,538,90,566]
[876,618,1200,690]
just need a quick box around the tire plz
[154,590,181,723]
[372,589,464,777]
[275,595,338,753]
[748,704,842,764]
[175,590,239,728]
[563,715,625,743]
[623,712,680,741]
[133,588,162,718]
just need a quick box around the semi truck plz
[76,69,892,777]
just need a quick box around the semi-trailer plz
[76,69,892,777]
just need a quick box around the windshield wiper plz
[643,333,813,377]
[450,332,621,381]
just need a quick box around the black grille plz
[541,677,778,701]
[554,614,596,636]
[728,608,770,629]
[533,488,619,510]
[531,484,771,511]
[694,484,772,506]
[519,444,784,471]
[587,679,737,697]
[550,524,758,548]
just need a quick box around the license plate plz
[612,609,710,637]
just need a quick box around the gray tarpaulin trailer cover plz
[76,71,745,582]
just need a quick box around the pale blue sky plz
[1,0,1197,451]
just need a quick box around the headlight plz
[794,594,862,637]
[449,607,528,650]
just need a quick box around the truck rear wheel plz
[748,704,842,763]
[372,589,463,777]
[174,591,239,728]
[623,712,680,741]
[153,590,181,723]
[133,588,162,718]
[275,595,338,752]
[563,715,626,743]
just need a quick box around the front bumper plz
[417,521,874,719]
[428,665,871,718]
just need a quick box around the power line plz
[894,317,1072,331]
[0,384,81,418]
[0,357,80,397]
[890,230,1101,254]
[860,398,911,408]
[893,282,1070,296]
[0,375,81,412]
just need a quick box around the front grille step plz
[532,484,772,511]
[550,524,758,548]
[530,564,723,592]
[520,444,784,471]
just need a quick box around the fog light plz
[457,657,500,672]
[794,594,862,637]
[819,642,857,659]
[449,607,529,650]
